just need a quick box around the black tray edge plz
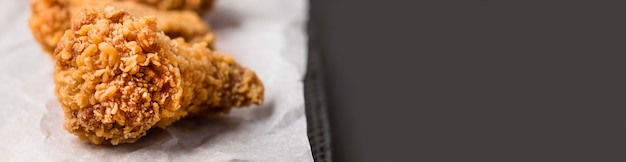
[304,0,333,161]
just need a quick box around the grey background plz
[310,0,625,161]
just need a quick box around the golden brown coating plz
[120,0,215,13]
[29,0,71,53]
[29,0,213,53]
[53,7,263,145]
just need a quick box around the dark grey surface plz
[310,0,625,161]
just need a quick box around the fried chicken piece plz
[53,7,263,145]
[120,0,215,14]
[29,0,213,54]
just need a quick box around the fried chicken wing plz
[53,7,263,145]
[29,0,213,54]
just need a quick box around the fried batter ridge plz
[122,0,215,13]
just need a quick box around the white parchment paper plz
[0,0,312,161]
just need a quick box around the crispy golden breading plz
[29,0,213,53]
[120,0,215,13]
[29,0,71,53]
[54,7,263,145]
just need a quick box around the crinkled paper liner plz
[0,0,313,161]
